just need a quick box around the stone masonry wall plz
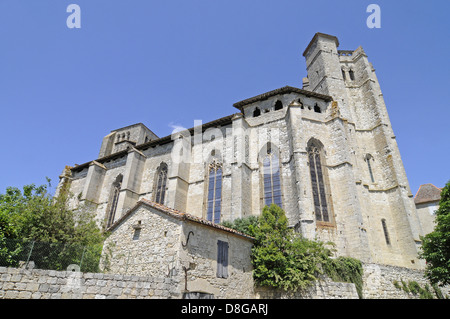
[2,263,449,299]
[362,263,450,299]
[0,266,358,299]
[0,266,178,299]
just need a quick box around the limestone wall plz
[0,266,178,299]
[0,266,357,299]
[2,263,448,299]
[362,263,449,299]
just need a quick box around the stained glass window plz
[308,144,330,222]
[207,161,222,223]
[262,146,282,208]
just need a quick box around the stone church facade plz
[57,33,426,272]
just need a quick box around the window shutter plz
[217,240,229,278]
[222,242,228,278]
[217,241,223,278]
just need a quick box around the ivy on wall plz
[221,204,364,297]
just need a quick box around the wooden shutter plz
[217,240,229,278]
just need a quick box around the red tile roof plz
[414,184,442,204]
[107,198,254,241]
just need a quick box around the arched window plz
[206,161,222,223]
[154,163,168,204]
[381,219,391,245]
[253,107,261,117]
[262,143,282,208]
[314,103,321,113]
[342,68,346,80]
[307,141,331,223]
[365,154,375,183]
[107,174,123,228]
[274,100,283,111]
[349,69,355,81]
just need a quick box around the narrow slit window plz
[381,219,391,245]
[349,69,355,81]
[366,155,375,183]
[342,69,346,80]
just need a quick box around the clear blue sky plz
[0,0,448,196]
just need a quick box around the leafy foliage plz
[0,180,106,271]
[250,205,336,291]
[419,180,450,286]
[392,279,447,299]
[223,204,364,295]
[220,215,258,237]
[323,256,364,298]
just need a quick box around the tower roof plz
[414,184,442,204]
[302,32,340,57]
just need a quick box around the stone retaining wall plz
[0,266,358,299]
[362,263,449,299]
[0,266,179,299]
[1,264,448,299]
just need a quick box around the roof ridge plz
[232,85,332,110]
[108,198,254,241]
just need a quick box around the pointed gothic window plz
[154,163,168,204]
[314,103,321,113]
[274,100,283,111]
[349,69,355,81]
[308,142,331,223]
[107,174,122,228]
[262,144,282,208]
[207,161,222,223]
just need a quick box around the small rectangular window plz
[132,228,141,240]
[217,240,229,278]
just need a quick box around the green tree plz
[249,204,332,291]
[220,215,258,237]
[419,180,450,286]
[218,205,365,296]
[0,180,106,271]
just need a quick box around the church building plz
[57,33,425,271]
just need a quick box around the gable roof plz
[232,85,333,111]
[107,198,254,241]
[414,184,442,204]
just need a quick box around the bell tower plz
[302,32,424,268]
